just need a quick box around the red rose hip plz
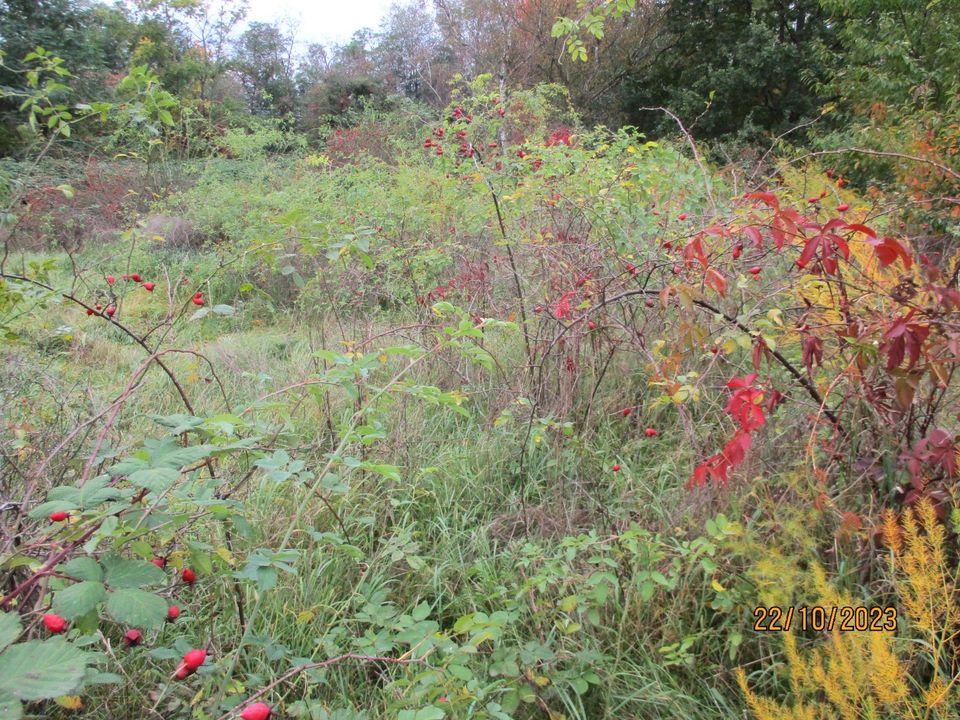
[183,648,206,670]
[43,614,67,634]
[240,703,272,720]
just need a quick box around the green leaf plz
[105,589,167,629]
[0,612,21,653]
[212,304,234,316]
[128,467,179,493]
[28,500,77,520]
[52,582,105,620]
[0,690,21,719]
[78,475,121,507]
[101,555,165,589]
[0,637,91,701]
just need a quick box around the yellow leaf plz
[559,595,578,613]
[711,579,726,593]
[55,696,82,710]
[296,610,315,623]
[215,547,235,566]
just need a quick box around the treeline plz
[1,0,958,160]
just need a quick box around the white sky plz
[244,0,396,46]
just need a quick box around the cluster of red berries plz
[41,549,272,714]
[85,273,156,318]
[450,107,473,123]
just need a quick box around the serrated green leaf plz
[128,467,178,492]
[0,690,21,719]
[52,582,105,619]
[0,637,91,701]
[101,555,165,589]
[78,475,121,507]
[105,589,167,629]
[28,500,77,520]
[0,612,21,653]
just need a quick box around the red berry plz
[732,246,742,259]
[587,320,597,330]
[124,629,142,646]
[49,511,69,522]
[43,614,67,634]
[183,648,206,670]
[192,296,204,306]
[143,282,155,292]
[106,275,115,285]
[181,568,196,584]
[86,308,94,316]
[672,265,681,275]
[612,464,621,472]
[826,169,834,179]
[837,203,849,212]
[151,558,165,569]
[644,428,658,437]
[678,213,688,221]
[95,303,102,311]
[710,346,719,354]
[174,664,191,680]
[645,298,654,307]
[807,197,819,204]
[622,408,631,417]
[240,703,272,720]
[130,273,142,282]
[748,266,761,275]
[105,305,116,317]
[167,605,180,621]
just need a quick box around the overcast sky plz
[243,0,396,46]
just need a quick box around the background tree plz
[232,21,297,118]
[620,0,833,141]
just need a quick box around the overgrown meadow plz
[2,69,960,720]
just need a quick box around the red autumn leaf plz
[684,235,708,268]
[871,236,913,269]
[844,223,877,239]
[705,268,727,297]
[747,192,779,209]
[801,336,823,375]
[742,226,763,248]
[881,316,930,371]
